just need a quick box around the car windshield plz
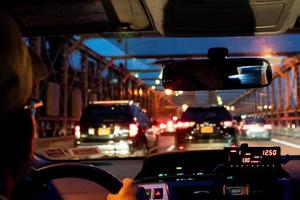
[182,107,232,123]
[82,105,133,124]
[244,118,267,124]
[34,34,300,160]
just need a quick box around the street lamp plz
[230,106,235,111]
[182,104,188,112]
[165,89,173,95]
[139,88,143,95]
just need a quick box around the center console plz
[137,144,291,200]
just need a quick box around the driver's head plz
[0,10,33,117]
[0,9,43,185]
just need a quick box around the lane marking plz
[271,138,300,149]
[166,145,175,151]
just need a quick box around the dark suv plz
[75,101,158,156]
[175,106,238,150]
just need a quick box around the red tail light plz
[160,123,167,129]
[75,125,81,139]
[167,120,174,126]
[176,121,195,129]
[129,123,139,137]
[176,121,183,128]
[263,124,272,130]
[178,145,185,150]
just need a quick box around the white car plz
[241,118,272,140]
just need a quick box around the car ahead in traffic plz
[240,117,272,140]
[75,100,158,156]
[158,119,177,136]
[175,106,238,150]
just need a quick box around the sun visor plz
[108,0,150,30]
[12,1,109,35]
[10,0,151,36]
[144,0,299,36]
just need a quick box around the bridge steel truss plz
[29,36,177,137]
[231,55,300,132]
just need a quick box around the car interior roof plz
[4,0,300,37]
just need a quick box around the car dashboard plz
[136,145,296,200]
[15,146,300,200]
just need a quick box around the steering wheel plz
[29,163,123,194]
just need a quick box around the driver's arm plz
[106,178,148,200]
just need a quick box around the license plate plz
[201,126,213,134]
[98,127,111,136]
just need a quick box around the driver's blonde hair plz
[0,10,33,118]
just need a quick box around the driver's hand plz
[106,178,148,200]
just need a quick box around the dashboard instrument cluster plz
[225,144,281,170]
[137,144,288,200]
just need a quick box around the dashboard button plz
[225,185,250,196]
[153,188,163,199]
[145,189,152,199]
[230,188,242,195]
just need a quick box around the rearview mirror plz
[162,58,272,91]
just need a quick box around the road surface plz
[36,132,300,159]
[157,134,300,155]
[246,135,300,155]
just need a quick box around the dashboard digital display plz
[225,146,281,169]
